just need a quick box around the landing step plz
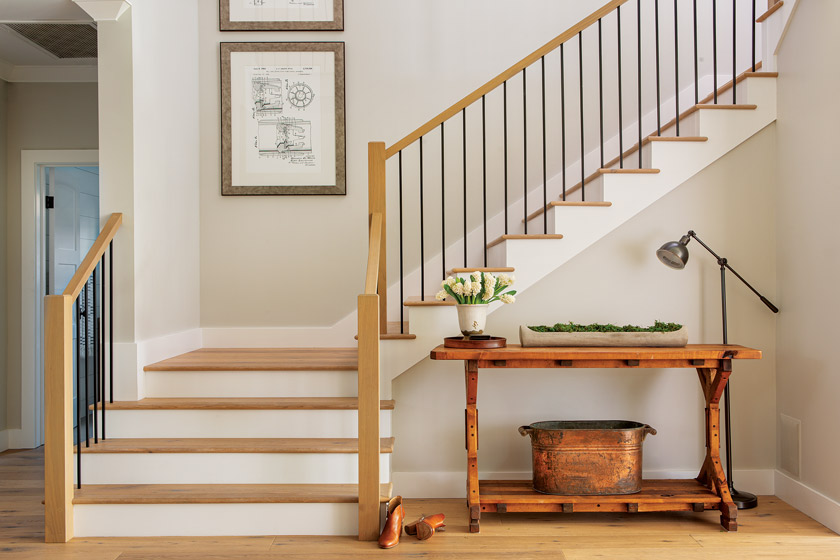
[487,233,564,250]
[144,348,358,372]
[75,437,395,454]
[73,483,393,504]
[96,398,395,410]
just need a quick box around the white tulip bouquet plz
[436,271,517,305]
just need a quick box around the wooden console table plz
[429,344,762,532]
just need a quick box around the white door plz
[45,166,99,443]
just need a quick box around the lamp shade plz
[656,238,690,269]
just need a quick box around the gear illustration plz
[288,82,314,109]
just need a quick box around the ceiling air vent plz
[3,23,97,59]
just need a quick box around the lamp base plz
[730,488,758,510]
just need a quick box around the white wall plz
[3,82,98,431]
[392,126,778,494]
[775,0,840,508]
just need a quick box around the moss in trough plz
[528,320,683,333]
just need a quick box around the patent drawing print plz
[220,0,343,31]
[221,42,345,195]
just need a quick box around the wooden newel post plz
[368,142,387,333]
[357,293,381,540]
[44,294,74,542]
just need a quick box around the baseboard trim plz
[0,430,9,453]
[393,469,775,498]
[775,470,840,535]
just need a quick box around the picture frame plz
[220,42,346,196]
[220,0,344,31]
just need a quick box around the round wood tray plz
[444,336,507,349]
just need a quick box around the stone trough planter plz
[519,325,688,347]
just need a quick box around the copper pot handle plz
[643,424,658,438]
[518,425,533,437]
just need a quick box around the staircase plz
[44,0,794,543]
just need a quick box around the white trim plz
[392,469,776,499]
[73,0,132,22]
[0,430,9,453]
[2,65,98,83]
[0,58,13,81]
[775,470,840,535]
[18,150,99,450]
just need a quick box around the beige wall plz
[0,78,7,433]
[393,126,778,483]
[197,0,610,327]
[776,0,840,501]
[4,82,98,429]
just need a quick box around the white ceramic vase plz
[456,304,489,337]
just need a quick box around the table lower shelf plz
[478,478,721,514]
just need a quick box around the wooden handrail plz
[63,213,123,300]
[364,213,383,295]
[384,0,629,158]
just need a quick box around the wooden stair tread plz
[73,483,393,505]
[403,296,455,307]
[144,348,358,372]
[447,267,515,274]
[647,136,709,142]
[693,103,758,110]
[75,437,395,454]
[355,322,416,340]
[97,398,395,410]
[598,167,660,174]
[487,233,564,249]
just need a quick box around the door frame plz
[16,150,99,449]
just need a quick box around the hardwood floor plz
[3,448,839,559]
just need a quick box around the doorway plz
[18,150,99,449]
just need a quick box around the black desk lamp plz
[656,230,778,510]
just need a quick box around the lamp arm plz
[687,231,779,314]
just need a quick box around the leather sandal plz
[378,496,405,549]
[404,513,446,540]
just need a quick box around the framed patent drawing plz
[220,0,344,31]
[221,42,345,195]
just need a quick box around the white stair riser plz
[79,453,390,484]
[74,503,361,537]
[145,370,357,398]
[546,205,615,239]
[101,410,392,438]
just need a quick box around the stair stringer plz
[379,75,777,398]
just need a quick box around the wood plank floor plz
[3,448,839,559]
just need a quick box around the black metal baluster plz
[541,56,547,234]
[108,243,113,404]
[561,43,567,199]
[82,283,89,447]
[675,0,681,136]
[598,19,605,169]
[503,81,509,234]
[419,137,425,300]
[462,108,467,267]
[523,68,528,234]
[618,6,624,168]
[694,0,699,104]
[441,122,446,280]
[100,253,106,439]
[398,151,404,333]
[732,0,737,104]
[713,0,718,103]
[91,276,98,444]
[752,0,756,71]
[637,0,643,168]
[75,298,82,487]
[579,31,585,200]
[655,0,661,136]
[482,95,487,266]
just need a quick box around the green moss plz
[528,321,683,333]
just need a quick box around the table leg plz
[696,366,738,531]
[465,360,480,533]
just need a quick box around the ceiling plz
[0,0,96,80]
